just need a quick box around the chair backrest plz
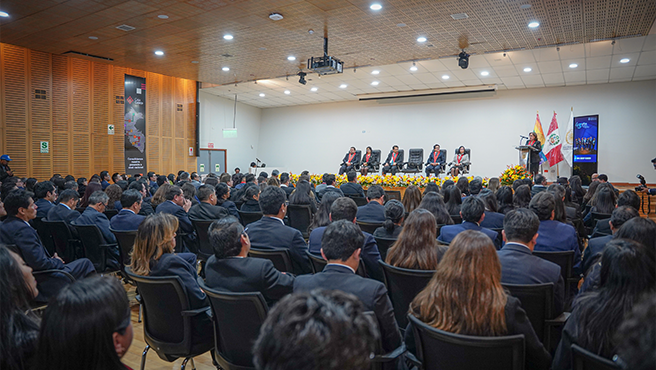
[571,344,622,370]
[287,204,312,238]
[590,212,612,223]
[450,214,462,224]
[307,251,367,277]
[31,216,56,256]
[379,261,434,328]
[533,250,574,281]
[199,280,268,368]
[42,219,76,262]
[125,268,193,354]
[73,224,111,272]
[372,150,382,164]
[191,219,215,262]
[110,229,137,274]
[373,237,397,260]
[104,208,119,220]
[249,247,293,272]
[501,283,554,343]
[384,190,402,202]
[346,194,368,206]
[408,315,525,370]
[357,221,383,234]
[355,149,362,161]
[407,148,424,166]
[238,210,263,226]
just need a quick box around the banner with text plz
[124,75,147,174]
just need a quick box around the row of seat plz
[341,148,472,175]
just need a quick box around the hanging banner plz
[124,75,147,174]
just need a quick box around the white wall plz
[199,92,262,173]
[256,80,656,183]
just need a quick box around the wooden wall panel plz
[0,43,197,180]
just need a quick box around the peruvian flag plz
[542,112,565,167]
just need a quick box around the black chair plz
[502,283,570,352]
[125,268,214,370]
[237,210,262,226]
[364,312,408,370]
[588,212,612,235]
[425,149,448,177]
[104,208,119,220]
[73,224,118,273]
[287,204,312,239]
[110,229,137,279]
[371,149,382,172]
[306,251,367,277]
[408,315,525,370]
[379,261,434,330]
[373,237,396,260]
[401,148,424,174]
[199,279,268,370]
[384,190,402,202]
[249,247,293,273]
[31,217,55,256]
[340,149,362,170]
[571,344,622,370]
[533,250,578,308]
[450,214,462,224]
[191,219,216,264]
[42,219,79,263]
[452,148,472,174]
[346,194,368,206]
[357,221,383,234]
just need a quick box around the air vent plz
[116,96,124,104]
[451,13,469,20]
[61,51,114,61]
[221,53,233,58]
[176,104,183,112]
[34,89,47,100]
[116,24,136,31]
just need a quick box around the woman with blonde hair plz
[408,230,550,370]
[130,213,213,345]
[385,209,446,270]
[150,183,172,209]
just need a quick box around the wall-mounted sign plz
[199,164,205,172]
[40,141,49,153]
[108,124,115,135]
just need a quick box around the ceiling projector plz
[308,37,344,75]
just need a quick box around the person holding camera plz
[637,158,656,195]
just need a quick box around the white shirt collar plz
[266,216,285,225]
[60,203,71,210]
[124,209,136,214]
[505,241,531,251]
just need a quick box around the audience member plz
[189,185,229,220]
[110,189,146,231]
[401,184,422,216]
[155,185,196,253]
[468,178,483,196]
[245,187,311,275]
[99,171,111,190]
[531,174,548,196]
[440,180,454,194]
[498,209,565,314]
[0,154,14,181]
[581,180,600,208]
[125,181,155,216]
[240,186,261,212]
[253,290,378,370]
[181,182,198,206]
[373,199,404,238]
[317,174,343,200]
[205,216,294,306]
[615,293,656,370]
[46,189,81,224]
[34,276,133,370]
[34,181,57,218]
[72,191,118,248]
[569,175,586,206]
[308,191,341,233]
[456,176,470,196]
[552,239,655,370]
[266,177,280,187]
[340,171,365,198]
[356,185,386,223]
[215,183,240,220]
[386,208,447,270]
[409,230,551,370]
[444,186,462,215]
[513,184,532,209]
[479,191,505,229]
[424,181,440,194]
[583,186,616,226]
[417,191,454,226]
[438,196,500,248]
[487,177,500,193]
[150,182,172,209]
[80,180,102,208]
[76,177,87,198]
[288,180,317,214]
[582,206,639,273]
[190,172,202,188]
[279,172,294,197]
[591,189,640,236]
[295,220,402,352]
[496,186,514,214]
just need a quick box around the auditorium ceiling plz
[0,0,655,107]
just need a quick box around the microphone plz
[256,158,261,162]
[519,135,528,139]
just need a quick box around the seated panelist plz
[339,147,360,175]
[425,144,446,177]
[382,145,403,176]
[449,145,470,177]
[360,146,377,176]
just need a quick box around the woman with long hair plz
[583,186,616,227]
[441,180,454,195]
[581,180,600,208]
[105,184,123,210]
[0,245,40,370]
[409,230,551,370]
[360,146,376,176]
[240,186,261,212]
[526,132,542,177]
[418,191,454,225]
[308,191,341,233]
[552,239,655,370]
[496,186,514,214]
[130,213,213,345]
[35,275,133,370]
[445,186,462,216]
[215,183,240,220]
[79,180,102,209]
[449,146,470,177]
[374,199,405,239]
[385,209,447,270]
[150,183,173,209]
[569,175,586,206]
[513,185,532,209]
[487,177,500,193]
[456,176,469,196]
[402,185,422,215]
[288,180,317,214]
[424,182,440,194]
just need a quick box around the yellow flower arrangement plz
[288,173,492,189]
[500,164,532,186]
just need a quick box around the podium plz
[515,145,536,167]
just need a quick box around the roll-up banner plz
[124,75,147,175]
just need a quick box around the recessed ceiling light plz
[224,34,233,40]
[528,21,540,28]
[397,23,406,27]
[284,90,291,95]
[523,67,532,72]
[480,71,489,76]
[154,50,164,56]
[569,63,578,68]
[370,4,382,10]
[442,75,450,80]
[620,58,630,63]
[222,67,230,71]
[410,62,417,72]
[371,70,380,75]
[269,13,284,21]
[417,36,427,43]
[88,36,98,40]
[259,93,265,97]
[339,84,348,89]
[287,56,296,61]
[191,61,199,64]
[310,87,318,92]
[0,11,9,18]
[157,14,169,19]
[371,81,379,86]
[520,4,532,9]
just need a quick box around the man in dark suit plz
[110,189,146,231]
[479,191,506,229]
[531,174,548,197]
[425,144,446,177]
[382,145,403,175]
[308,197,383,282]
[339,171,365,198]
[0,189,95,297]
[582,206,639,273]
[34,181,57,219]
[294,220,402,353]
[72,190,120,270]
[127,181,155,216]
[498,209,565,315]
[438,196,500,248]
[316,174,343,201]
[245,186,311,275]
[46,189,81,224]
[279,172,295,198]
[529,192,581,272]
[100,170,111,190]
[156,185,196,253]
[339,147,360,175]
[189,185,229,221]
[356,185,386,223]
[205,216,294,306]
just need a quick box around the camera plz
[635,174,647,191]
